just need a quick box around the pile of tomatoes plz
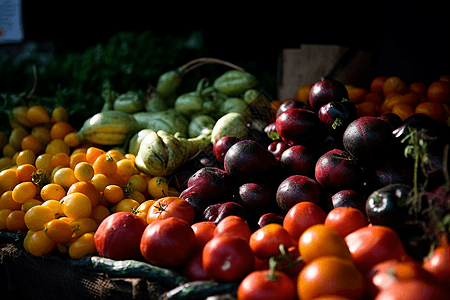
[1,95,450,300]
[0,104,179,259]
[294,75,450,123]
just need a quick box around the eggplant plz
[365,183,414,232]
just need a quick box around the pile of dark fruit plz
[174,78,450,262]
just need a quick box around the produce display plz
[1,53,450,300]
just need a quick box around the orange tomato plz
[60,192,93,219]
[6,210,27,232]
[299,224,352,264]
[67,181,100,208]
[427,80,450,103]
[346,86,367,104]
[191,221,217,250]
[50,121,73,140]
[93,153,117,177]
[297,256,366,300]
[383,76,407,95]
[391,103,415,121]
[24,205,55,231]
[355,101,380,117]
[415,101,446,121]
[43,218,73,244]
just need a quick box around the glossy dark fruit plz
[331,190,367,213]
[318,101,356,139]
[378,113,403,131]
[257,213,284,228]
[202,202,247,225]
[309,78,349,112]
[235,182,275,214]
[315,149,363,191]
[365,183,414,232]
[276,175,321,213]
[224,140,277,184]
[187,167,234,201]
[214,136,241,163]
[343,116,394,164]
[276,99,306,117]
[278,144,317,176]
[267,141,290,160]
[179,185,210,221]
[275,108,324,146]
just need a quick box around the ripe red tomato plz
[324,206,369,237]
[366,259,439,298]
[283,201,326,243]
[249,223,293,259]
[237,269,297,300]
[213,215,252,242]
[345,225,408,274]
[373,279,449,300]
[297,256,366,300]
[299,224,353,264]
[146,196,195,225]
[191,221,216,250]
[202,234,254,282]
[94,211,147,260]
[140,217,196,267]
[422,237,450,287]
[182,251,212,281]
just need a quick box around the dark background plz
[14,2,450,86]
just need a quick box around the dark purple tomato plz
[257,213,284,228]
[278,144,317,177]
[378,113,403,131]
[275,108,324,146]
[276,175,321,213]
[309,78,349,112]
[331,190,367,213]
[276,99,306,117]
[318,101,356,139]
[343,116,393,165]
[213,136,241,163]
[315,149,363,191]
[203,202,247,225]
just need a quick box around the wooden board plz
[277,45,373,100]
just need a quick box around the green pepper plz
[213,70,258,96]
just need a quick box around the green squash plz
[188,115,217,138]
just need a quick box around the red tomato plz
[191,221,216,250]
[140,217,196,267]
[252,245,305,279]
[249,223,293,259]
[345,225,408,274]
[283,201,326,243]
[324,207,369,237]
[373,279,449,300]
[182,251,212,281]
[237,269,297,300]
[214,215,252,242]
[297,256,366,300]
[146,196,195,225]
[423,237,450,287]
[94,211,147,260]
[202,234,254,282]
[366,259,439,299]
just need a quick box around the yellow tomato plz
[68,232,97,259]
